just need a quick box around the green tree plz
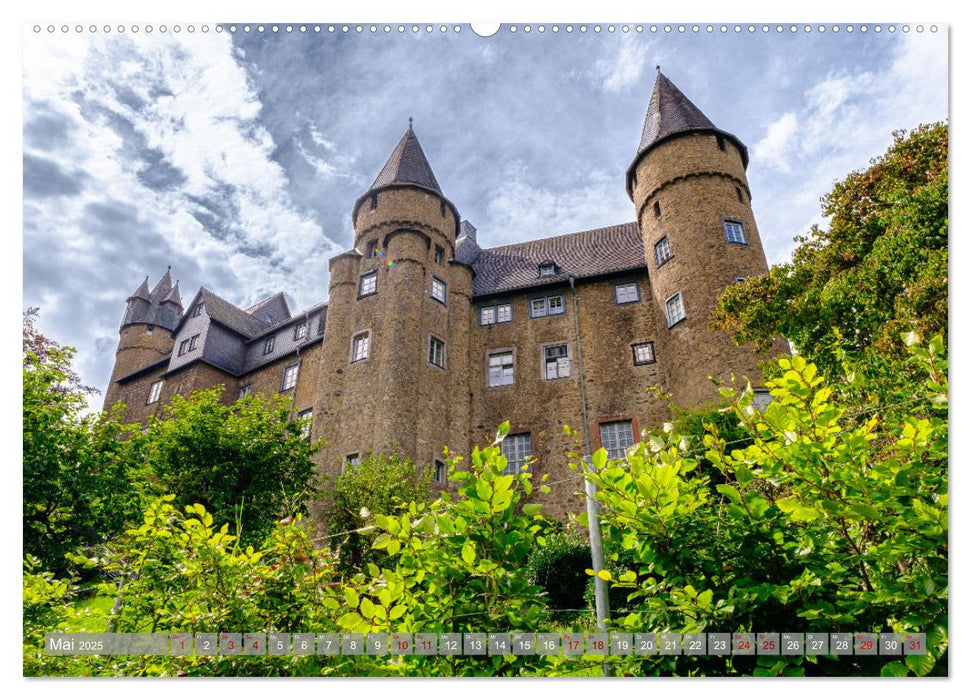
[326,452,432,572]
[143,388,321,547]
[23,310,144,573]
[713,123,947,401]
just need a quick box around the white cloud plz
[753,112,799,173]
[595,36,650,94]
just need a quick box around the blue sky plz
[21,22,948,401]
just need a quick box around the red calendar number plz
[909,640,922,651]
[593,640,604,651]
[738,640,751,650]
[860,640,873,651]
[569,640,579,650]
[762,640,776,651]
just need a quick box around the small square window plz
[666,292,686,327]
[351,332,370,363]
[501,433,532,475]
[147,380,163,405]
[480,306,496,325]
[434,459,447,482]
[298,408,313,440]
[752,388,773,410]
[263,336,275,355]
[344,453,361,472]
[724,219,748,245]
[431,276,447,303]
[734,277,746,285]
[238,384,252,400]
[654,236,672,266]
[600,420,635,460]
[294,322,308,340]
[614,282,639,305]
[488,351,514,387]
[359,272,377,297]
[367,239,379,258]
[496,303,512,323]
[435,245,444,264]
[282,363,300,391]
[547,295,564,315]
[178,338,191,356]
[191,303,204,317]
[429,336,446,368]
[544,344,571,379]
[539,263,555,277]
[632,342,655,365]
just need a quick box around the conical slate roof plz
[128,276,151,301]
[150,267,174,300]
[161,280,182,306]
[637,72,716,153]
[369,123,443,195]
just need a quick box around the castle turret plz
[317,121,471,475]
[628,72,774,406]
[103,267,183,410]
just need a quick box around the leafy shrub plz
[525,530,591,618]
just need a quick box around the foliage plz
[524,529,591,620]
[143,388,322,547]
[326,452,431,573]
[23,311,144,574]
[581,338,947,676]
[713,123,948,402]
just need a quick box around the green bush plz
[525,530,591,618]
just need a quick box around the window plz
[752,388,773,411]
[632,342,656,365]
[367,239,379,258]
[191,303,204,317]
[479,302,512,326]
[716,134,726,151]
[736,186,745,203]
[344,453,361,472]
[440,201,446,217]
[282,363,300,391]
[488,351,514,387]
[653,201,661,218]
[654,236,672,266]
[734,277,747,284]
[666,292,686,327]
[351,331,370,362]
[544,344,571,379]
[434,245,444,264]
[147,380,163,405]
[501,433,532,475]
[263,336,275,355]
[434,459,447,483]
[724,219,748,245]
[429,336,445,368]
[359,271,377,297]
[539,262,555,277]
[178,334,200,356]
[238,384,252,400]
[298,408,313,440]
[294,322,308,340]
[529,294,565,318]
[600,420,635,460]
[370,193,378,210]
[431,276,447,303]
[614,282,640,305]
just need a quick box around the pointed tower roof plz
[128,276,151,301]
[369,122,443,194]
[626,70,748,197]
[150,266,174,300]
[161,280,182,306]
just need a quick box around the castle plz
[103,72,782,520]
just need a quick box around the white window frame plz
[298,408,313,440]
[429,336,446,368]
[529,294,565,319]
[479,306,496,326]
[351,331,370,363]
[654,236,672,266]
[359,271,377,297]
[665,292,686,327]
[539,263,555,277]
[724,219,748,245]
[294,321,308,340]
[543,343,571,380]
[632,342,656,365]
[282,362,300,391]
[431,276,447,304]
[487,350,515,387]
[147,380,163,405]
[496,303,512,323]
[191,303,204,317]
[238,383,252,400]
[600,420,635,461]
[178,338,191,356]
[614,282,640,305]
[501,433,532,475]
[344,453,361,473]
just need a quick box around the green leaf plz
[905,652,936,677]
[337,612,363,629]
[461,542,476,565]
[716,484,741,504]
[881,661,910,677]
[592,448,608,470]
[522,503,542,516]
[344,587,359,609]
[360,597,375,619]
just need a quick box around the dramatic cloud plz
[595,36,651,93]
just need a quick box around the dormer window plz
[539,262,556,278]
[191,303,204,318]
[263,336,275,355]
[294,321,308,340]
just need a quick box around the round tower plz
[628,72,773,407]
[104,268,182,410]
[317,122,467,472]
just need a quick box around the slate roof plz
[466,222,647,297]
[246,292,292,326]
[637,72,716,154]
[369,125,443,195]
[122,268,183,330]
[198,288,271,338]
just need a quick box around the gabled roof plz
[197,288,271,339]
[369,124,443,195]
[246,292,291,325]
[469,222,647,297]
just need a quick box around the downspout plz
[569,276,592,458]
